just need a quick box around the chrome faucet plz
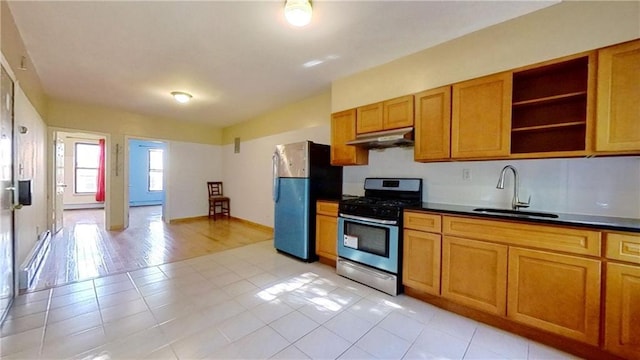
[496,165,530,210]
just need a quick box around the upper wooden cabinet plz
[357,95,414,134]
[414,86,451,161]
[510,53,595,157]
[451,72,512,159]
[356,102,383,134]
[330,109,368,166]
[596,39,640,153]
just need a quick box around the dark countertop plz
[405,202,640,233]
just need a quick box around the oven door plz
[337,216,399,274]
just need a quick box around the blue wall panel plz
[129,139,165,206]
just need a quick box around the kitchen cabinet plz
[356,95,414,134]
[356,102,383,134]
[403,211,442,295]
[451,72,512,159]
[605,262,640,359]
[510,53,595,157]
[315,200,339,262]
[441,215,603,339]
[507,247,601,345]
[441,236,508,315]
[442,215,601,257]
[400,210,638,358]
[605,232,640,265]
[596,39,640,153]
[331,109,368,165]
[414,86,451,161]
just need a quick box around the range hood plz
[346,127,414,149]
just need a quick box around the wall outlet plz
[462,168,471,181]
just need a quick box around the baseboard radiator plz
[19,230,51,290]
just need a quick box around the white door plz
[0,64,15,322]
[53,136,64,233]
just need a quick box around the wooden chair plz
[207,182,230,220]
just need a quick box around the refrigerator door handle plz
[272,151,280,202]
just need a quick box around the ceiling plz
[8,1,557,128]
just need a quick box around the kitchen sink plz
[473,208,559,218]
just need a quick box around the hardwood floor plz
[29,206,273,292]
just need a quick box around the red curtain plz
[96,139,106,202]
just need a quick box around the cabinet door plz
[442,236,508,315]
[356,102,384,134]
[507,247,601,345]
[596,39,640,152]
[316,214,338,261]
[331,109,368,165]
[414,86,451,161]
[452,72,512,159]
[384,95,414,130]
[403,230,441,295]
[605,262,640,359]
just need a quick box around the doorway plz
[127,138,166,226]
[53,131,107,234]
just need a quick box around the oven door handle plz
[339,213,397,226]
[339,259,395,280]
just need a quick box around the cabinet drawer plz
[443,216,601,256]
[404,211,442,233]
[606,232,640,264]
[316,201,339,217]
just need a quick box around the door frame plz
[1,53,16,321]
[48,127,110,231]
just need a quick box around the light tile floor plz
[1,241,581,359]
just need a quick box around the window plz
[75,143,100,193]
[148,149,163,191]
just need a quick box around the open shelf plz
[512,121,585,133]
[512,91,587,107]
[511,55,590,154]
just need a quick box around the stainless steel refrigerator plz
[272,141,342,261]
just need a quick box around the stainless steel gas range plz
[337,178,422,296]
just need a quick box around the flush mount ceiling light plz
[284,0,312,27]
[171,91,192,103]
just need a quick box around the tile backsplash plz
[343,147,640,218]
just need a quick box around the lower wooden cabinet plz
[402,229,441,295]
[316,214,338,261]
[441,236,508,315]
[605,262,640,359]
[507,247,601,345]
[315,201,339,261]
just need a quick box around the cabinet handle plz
[622,242,640,256]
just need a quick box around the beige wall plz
[332,1,640,111]
[48,98,222,145]
[47,99,225,229]
[13,84,48,272]
[221,91,331,145]
[1,1,48,119]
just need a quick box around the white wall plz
[164,140,222,221]
[60,133,104,208]
[222,125,331,227]
[14,85,48,266]
[344,148,640,218]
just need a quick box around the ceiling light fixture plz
[284,0,312,27]
[171,91,192,103]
